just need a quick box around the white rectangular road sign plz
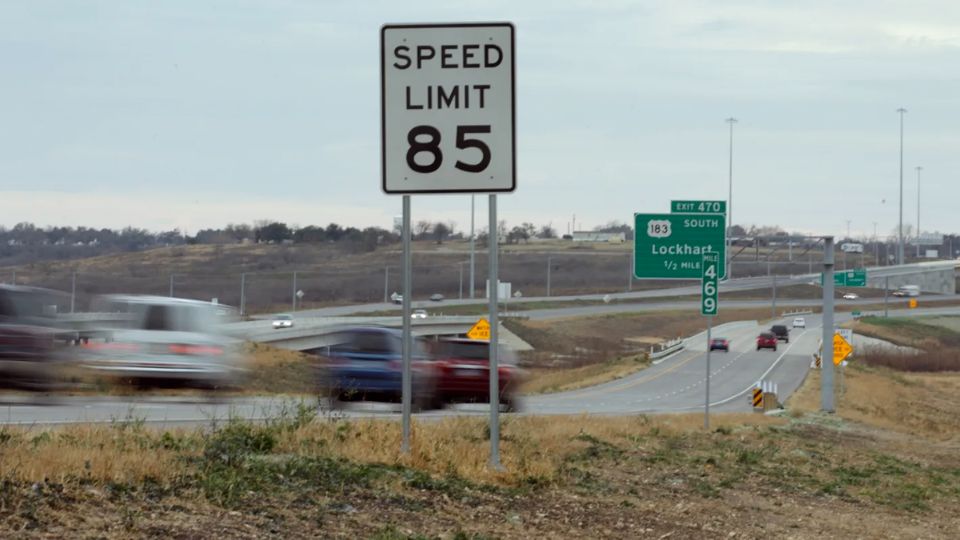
[381,23,516,194]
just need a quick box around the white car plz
[842,293,859,300]
[272,314,294,329]
[80,295,248,388]
[411,309,428,319]
[792,317,806,329]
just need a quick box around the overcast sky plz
[2,1,958,239]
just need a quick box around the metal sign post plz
[701,253,719,430]
[821,236,835,412]
[401,196,413,453]
[488,194,502,469]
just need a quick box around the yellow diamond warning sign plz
[467,318,491,341]
[833,333,853,365]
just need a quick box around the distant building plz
[572,231,626,243]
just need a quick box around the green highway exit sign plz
[823,268,867,287]
[671,200,727,214]
[634,213,727,280]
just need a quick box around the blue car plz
[319,327,439,410]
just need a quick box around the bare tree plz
[414,220,433,239]
[538,223,557,239]
[433,222,450,244]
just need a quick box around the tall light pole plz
[725,117,737,279]
[873,222,879,266]
[915,166,922,258]
[897,107,907,265]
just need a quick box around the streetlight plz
[725,117,737,279]
[897,107,907,265]
[915,166,922,258]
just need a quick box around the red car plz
[756,332,778,351]
[431,338,525,411]
[709,338,729,352]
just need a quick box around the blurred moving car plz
[318,326,438,409]
[708,338,729,352]
[770,324,789,343]
[756,332,778,351]
[272,314,294,329]
[842,293,859,300]
[79,295,248,388]
[411,309,428,319]
[792,317,806,329]
[431,338,525,411]
[892,285,919,297]
[0,285,72,390]
[429,293,444,302]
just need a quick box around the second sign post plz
[701,252,720,429]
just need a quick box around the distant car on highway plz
[411,309,428,319]
[770,324,789,343]
[429,293,444,302]
[431,338,525,411]
[792,317,806,329]
[709,338,729,352]
[272,314,294,329]
[756,332,778,351]
[842,293,859,300]
[80,295,248,389]
[391,294,403,305]
[318,326,438,410]
[892,285,919,297]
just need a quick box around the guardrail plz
[650,338,684,360]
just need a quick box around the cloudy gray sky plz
[2,1,958,239]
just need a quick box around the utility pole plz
[384,266,390,303]
[169,274,174,297]
[292,271,298,311]
[458,262,464,300]
[884,276,889,318]
[897,107,907,265]
[873,222,879,266]
[240,273,246,316]
[70,272,77,313]
[771,275,777,320]
[546,256,552,297]
[726,117,737,280]
[916,166,922,258]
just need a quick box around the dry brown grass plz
[0,424,187,485]
[0,412,783,488]
[787,364,960,443]
[520,354,650,394]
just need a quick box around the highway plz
[7,303,950,426]
[273,260,957,319]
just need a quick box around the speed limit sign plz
[381,23,516,194]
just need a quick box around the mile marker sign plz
[381,23,516,194]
